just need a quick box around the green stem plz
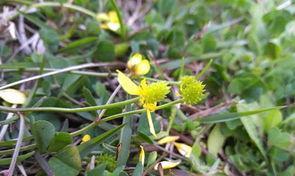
[0,63,114,90]
[0,144,36,156]
[33,2,96,18]
[8,1,97,18]
[195,59,213,79]
[71,99,183,136]
[0,98,139,113]
[143,77,179,85]
[0,99,183,155]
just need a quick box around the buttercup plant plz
[117,70,170,137]
[116,53,206,137]
[0,50,207,174]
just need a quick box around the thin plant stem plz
[0,105,17,141]
[0,98,139,113]
[0,63,117,90]
[7,1,96,19]
[8,114,25,176]
[0,99,184,155]
[195,59,213,80]
[1,69,179,84]
[71,99,183,136]
[96,85,121,121]
[31,2,96,18]
[0,144,36,155]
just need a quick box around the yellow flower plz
[81,134,91,143]
[96,11,120,32]
[139,145,145,166]
[174,142,192,158]
[117,70,170,137]
[127,53,150,76]
[157,136,179,145]
[157,136,192,158]
[154,159,181,170]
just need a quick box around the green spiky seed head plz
[179,76,205,105]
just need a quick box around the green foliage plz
[0,0,295,175]
[32,120,56,153]
[49,146,82,176]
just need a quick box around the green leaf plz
[237,102,267,159]
[262,109,282,132]
[146,151,157,166]
[199,106,284,124]
[49,146,81,176]
[60,37,97,52]
[61,74,82,94]
[39,27,60,52]
[132,163,143,176]
[86,164,106,176]
[82,87,98,117]
[0,151,35,165]
[78,124,125,158]
[48,132,73,152]
[93,40,115,61]
[264,41,281,59]
[202,33,217,52]
[117,106,132,167]
[157,0,176,16]
[207,125,226,157]
[268,127,291,150]
[263,10,292,37]
[137,131,153,144]
[32,120,56,153]
[82,87,98,106]
[138,112,159,136]
[115,43,129,57]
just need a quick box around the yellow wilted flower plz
[127,53,150,76]
[0,89,26,104]
[96,11,120,32]
[157,136,179,145]
[179,76,205,105]
[154,159,181,170]
[81,134,91,143]
[117,70,170,137]
[157,136,192,158]
[174,142,192,158]
[139,145,145,166]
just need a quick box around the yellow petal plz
[108,11,119,23]
[82,134,91,143]
[174,142,192,158]
[100,23,109,29]
[107,22,120,31]
[146,110,157,137]
[127,53,143,69]
[154,159,181,170]
[96,13,109,21]
[139,145,145,166]
[0,89,26,104]
[117,70,140,95]
[134,59,150,75]
[157,136,179,145]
